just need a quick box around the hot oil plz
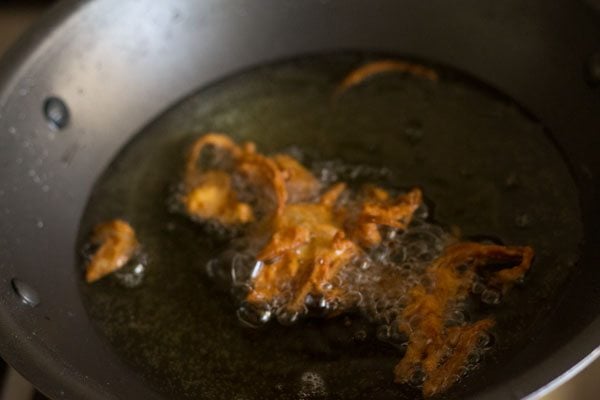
[78,54,582,399]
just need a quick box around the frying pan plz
[0,0,598,399]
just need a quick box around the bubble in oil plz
[446,310,467,326]
[371,246,389,263]
[114,253,148,288]
[467,352,481,365]
[304,293,321,309]
[353,330,367,341]
[477,331,495,348]
[205,258,220,279]
[312,159,390,186]
[236,302,272,328]
[209,254,234,280]
[275,309,300,326]
[471,280,486,294]
[298,371,326,399]
[481,289,501,305]
[376,323,409,350]
[230,252,258,286]
[410,368,426,386]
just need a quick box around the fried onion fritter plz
[247,185,359,314]
[184,170,254,225]
[85,219,139,283]
[182,133,254,224]
[175,133,536,396]
[167,133,535,397]
[395,243,533,395]
[182,133,289,224]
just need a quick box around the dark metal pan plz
[0,1,598,399]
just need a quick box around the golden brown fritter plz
[177,134,537,397]
[184,170,254,225]
[174,133,535,396]
[183,133,254,224]
[245,181,426,315]
[182,133,293,224]
[395,243,533,395]
[85,219,139,283]
[247,184,359,314]
[348,186,423,247]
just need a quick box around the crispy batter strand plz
[350,187,423,247]
[395,243,533,395]
[85,219,139,283]
[334,60,439,98]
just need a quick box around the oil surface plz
[78,54,582,399]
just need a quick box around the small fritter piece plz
[247,185,359,314]
[350,186,423,247]
[333,60,439,99]
[272,154,321,203]
[85,219,139,283]
[395,242,534,396]
[183,133,253,225]
[184,171,254,225]
[183,132,242,189]
[183,133,288,224]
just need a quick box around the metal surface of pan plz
[0,1,598,399]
